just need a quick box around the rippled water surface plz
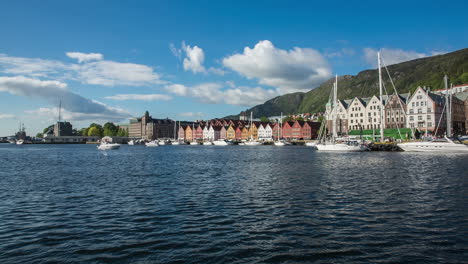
[0,144,467,263]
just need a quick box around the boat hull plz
[98,144,120,150]
[316,143,366,152]
[397,142,468,152]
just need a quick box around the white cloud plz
[104,93,172,101]
[165,82,279,107]
[0,114,15,119]
[66,52,103,63]
[208,67,226,75]
[169,43,182,60]
[0,76,131,121]
[0,53,68,77]
[182,42,206,73]
[25,107,129,122]
[325,48,356,58]
[76,60,163,86]
[165,83,189,96]
[363,48,443,67]
[0,53,163,87]
[223,40,332,93]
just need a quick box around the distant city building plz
[54,121,73,136]
[129,111,175,140]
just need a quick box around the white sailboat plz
[274,112,286,146]
[397,75,468,153]
[171,121,180,145]
[213,139,233,146]
[245,112,261,146]
[316,75,367,152]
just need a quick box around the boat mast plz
[332,75,338,142]
[444,75,451,137]
[279,112,283,140]
[425,87,429,137]
[378,52,384,142]
[250,112,253,140]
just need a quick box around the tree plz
[460,72,468,84]
[103,122,118,136]
[43,125,54,134]
[36,133,43,138]
[88,123,103,137]
[282,116,293,123]
[79,128,89,136]
[260,116,270,122]
[296,117,304,121]
[88,127,102,137]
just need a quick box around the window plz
[418,109,422,113]
[418,116,422,121]
[410,109,414,114]
[350,113,353,117]
[416,102,419,107]
[427,108,431,113]
[410,116,414,121]
[360,113,363,117]
[412,102,415,107]
[427,115,431,120]
[428,122,432,127]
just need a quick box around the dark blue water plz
[0,144,467,263]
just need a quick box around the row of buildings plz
[177,119,321,141]
[326,85,468,136]
[128,111,321,141]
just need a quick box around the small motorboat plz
[213,140,233,146]
[171,141,180,145]
[305,141,317,147]
[97,142,120,150]
[274,141,285,146]
[244,140,262,146]
[145,141,159,147]
[158,140,166,146]
[189,141,199,145]
[16,139,24,145]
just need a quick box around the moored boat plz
[97,142,120,150]
[213,139,233,146]
[145,141,159,147]
[397,137,468,153]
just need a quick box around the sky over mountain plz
[0,0,466,135]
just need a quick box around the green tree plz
[43,125,54,134]
[79,128,89,136]
[282,116,293,123]
[296,117,304,121]
[460,72,468,84]
[103,122,118,136]
[88,127,102,137]
[88,123,103,137]
[260,116,270,122]
[36,133,43,138]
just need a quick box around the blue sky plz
[0,0,467,136]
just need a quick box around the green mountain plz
[226,48,468,119]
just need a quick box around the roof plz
[455,91,468,101]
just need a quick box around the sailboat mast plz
[332,75,338,141]
[425,87,429,137]
[444,75,451,137]
[378,52,384,142]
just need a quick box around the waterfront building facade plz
[226,125,236,139]
[184,125,193,141]
[385,93,409,129]
[129,111,175,140]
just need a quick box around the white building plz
[365,95,388,130]
[207,126,215,141]
[203,126,210,140]
[257,123,273,140]
[406,86,445,133]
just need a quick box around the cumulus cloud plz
[165,82,279,107]
[165,83,189,96]
[0,76,131,121]
[104,93,172,101]
[0,114,15,119]
[0,53,163,87]
[182,42,206,73]
[66,52,103,63]
[223,40,331,93]
[363,48,446,67]
[76,60,162,86]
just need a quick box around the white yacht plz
[145,141,159,147]
[171,140,180,145]
[245,141,262,146]
[274,141,286,146]
[398,137,468,153]
[213,139,233,146]
[305,141,317,147]
[189,141,199,145]
[97,142,120,150]
[158,140,166,145]
[16,139,24,145]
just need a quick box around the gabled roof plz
[455,91,468,101]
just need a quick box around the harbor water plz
[0,144,467,263]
